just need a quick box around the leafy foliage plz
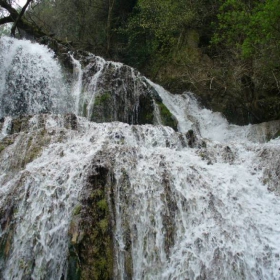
[213,0,280,58]
[122,0,205,66]
[26,0,136,57]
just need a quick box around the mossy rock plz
[90,92,114,122]
[137,94,154,125]
[94,93,111,106]
[72,204,82,216]
[0,135,16,154]
[157,102,178,131]
[0,204,16,274]
[0,136,14,153]
[11,116,32,134]
[67,165,114,280]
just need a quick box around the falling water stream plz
[0,37,280,279]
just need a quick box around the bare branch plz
[0,15,13,24]
[11,0,33,36]
[0,0,18,17]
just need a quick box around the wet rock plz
[64,114,78,130]
[70,52,177,129]
[222,146,235,164]
[186,129,197,148]
[67,160,114,280]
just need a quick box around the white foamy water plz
[149,80,280,143]
[0,37,280,280]
[70,54,83,114]
[0,36,72,118]
[0,116,12,140]
[111,127,280,279]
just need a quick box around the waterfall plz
[0,36,280,280]
[70,55,83,114]
[0,37,73,118]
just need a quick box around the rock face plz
[70,53,177,130]
[67,161,115,280]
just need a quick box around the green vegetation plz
[90,92,113,122]
[157,102,177,130]
[72,204,82,216]
[121,0,195,66]
[23,0,137,57]
[97,199,108,211]
[67,167,114,280]
[94,92,111,106]
[213,0,280,58]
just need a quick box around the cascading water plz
[0,36,280,280]
[0,37,73,118]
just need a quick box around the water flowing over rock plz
[0,37,280,280]
[70,52,177,129]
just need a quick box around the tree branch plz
[0,0,56,41]
[11,0,33,36]
[0,0,19,17]
[0,15,13,25]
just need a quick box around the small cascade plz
[80,55,107,119]
[70,55,83,114]
[0,36,280,280]
[153,99,163,125]
[0,117,12,140]
[149,80,280,143]
[0,37,73,118]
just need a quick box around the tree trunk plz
[106,0,115,56]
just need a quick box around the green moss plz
[82,102,88,118]
[99,219,108,234]
[0,136,15,153]
[10,116,32,134]
[97,199,108,211]
[0,145,6,153]
[23,145,43,167]
[94,92,111,106]
[145,112,154,123]
[96,257,107,270]
[90,189,103,199]
[21,129,50,168]
[157,102,178,130]
[73,205,82,216]
[91,92,114,122]
[67,169,114,280]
